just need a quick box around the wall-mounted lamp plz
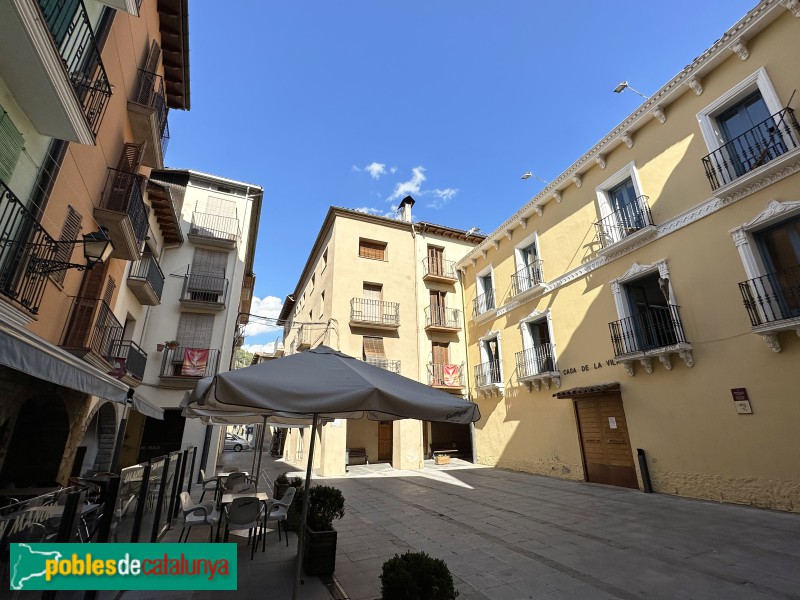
[613,81,649,100]
[521,172,550,184]
[28,227,114,275]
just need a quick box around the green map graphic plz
[10,544,62,590]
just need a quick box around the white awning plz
[0,320,163,420]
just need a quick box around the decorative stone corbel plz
[541,378,551,390]
[572,174,582,188]
[470,258,477,268]
[458,267,467,277]
[505,230,513,240]
[493,240,500,250]
[732,38,749,60]
[639,358,653,374]
[595,155,606,169]
[761,334,781,353]
[687,76,703,96]
[529,380,540,392]
[621,132,634,148]
[519,218,527,230]
[658,354,673,371]
[480,249,487,259]
[534,206,543,217]
[622,360,635,377]
[551,374,561,388]
[679,349,695,367]
[652,106,666,124]
[552,190,562,203]
[780,0,800,17]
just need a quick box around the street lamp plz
[613,81,649,100]
[28,227,115,275]
[521,172,550,184]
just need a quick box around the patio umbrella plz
[187,346,480,600]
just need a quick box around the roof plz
[157,0,190,110]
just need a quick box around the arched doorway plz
[0,395,69,487]
[76,403,117,476]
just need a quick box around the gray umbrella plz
[188,346,481,599]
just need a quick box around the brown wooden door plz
[378,421,393,462]
[575,394,638,489]
[428,246,444,276]
[431,342,449,385]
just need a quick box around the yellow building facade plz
[458,1,800,511]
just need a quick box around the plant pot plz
[285,502,302,532]
[303,525,337,576]
[156,344,165,352]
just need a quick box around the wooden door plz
[574,394,638,489]
[378,421,392,462]
[430,290,446,326]
[431,342,449,385]
[363,283,382,322]
[428,246,444,276]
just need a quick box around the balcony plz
[158,347,221,388]
[187,212,239,249]
[739,266,800,348]
[702,107,800,191]
[365,357,401,374]
[424,306,461,333]
[350,298,400,330]
[126,254,164,306]
[511,261,545,299]
[295,324,318,351]
[474,360,502,392]
[238,274,255,320]
[594,196,656,255]
[0,0,111,144]
[609,305,693,375]
[94,169,149,261]
[515,345,560,391]
[472,290,496,321]
[0,180,60,316]
[179,269,228,311]
[107,340,147,387]
[422,257,458,284]
[128,70,170,168]
[61,296,123,372]
[428,363,465,392]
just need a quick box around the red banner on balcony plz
[443,364,459,386]
[182,348,209,376]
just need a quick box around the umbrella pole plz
[254,417,267,491]
[251,423,260,482]
[292,413,318,600]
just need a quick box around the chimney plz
[399,196,415,222]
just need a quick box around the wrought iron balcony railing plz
[474,360,502,387]
[127,254,165,302]
[189,212,239,243]
[38,0,111,135]
[0,180,59,314]
[608,304,688,356]
[515,344,558,379]
[428,363,464,387]
[594,196,654,249]
[365,357,401,374]
[472,290,496,317]
[296,324,323,349]
[422,257,458,281]
[108,340,147,381]
[181,269,228,305]
[99,168,150,246]
[62,296,123,359]
[160,347,221,378]
[350,298,400,327]
[739,265,800,327]
[702,107,800,190]
[512,261,544,296]
[425,305,461,329]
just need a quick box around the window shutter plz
[363,336,386,360]
[103,276,116,305]
[359,239,386,260]
[432,342,449,365]
[177,313,214,348]
[0,106,24,183]
[51,206,82,285]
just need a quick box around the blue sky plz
[166,0,755,352]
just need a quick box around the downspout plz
[410,222,424,469]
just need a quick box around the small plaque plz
[734,400,753,414]
[731,388,749,402]
[608,416,617,429]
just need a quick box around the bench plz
[347,448,367,465]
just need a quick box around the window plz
[513,232,543,295]
[171,313,215,376]
[430,342,453,385]
[51,206,82,285]
[429,290,447,326]
[189,249,227,302]
[363,336,387,369]
[476,334,502,387]
[0,105,23,183]
[595,163,651,248]
[427,245,445,276]
[474,267,495,315]
[322,248,328,271]
[359,239,386,260]
[518,311,557,378]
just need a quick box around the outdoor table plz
[217,492,269,544]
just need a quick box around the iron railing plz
[425,305,461,329]
[423,257,457,280]
[296,324,323,349]
[181,269,228,304]
[594,195,654,249]
[160,347,221,378]
[62,296,123,359]
[365,357,401,374]
[134,69,170,157]
[609,304,688,356]
[350,298,400,326]
[100,168,149,247]
[472,290,496,316]
[428,363,464,387]
[189,212,239,243]
[512,261,544,295]
[474,360,502,387]
[38,0,111,135]
[0,180,58,314]
[108,340,147,381]
[702,107,800,190]
[738,265,800,327]
[128,254,165,300]
[516,344,558,379]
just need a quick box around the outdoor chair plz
[231,482,255,494]
[264,486,295,547]
[221,472,254,494]
[178,492,220,543]
[224,496,265,559]
[198,469,221,503]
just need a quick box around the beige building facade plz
[458,0,800,511]
[278,200,484,476]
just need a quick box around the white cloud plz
[364,162,387,180]
[390,166,398,174]
[351,165,361,173]
[242,340,283,354]
[354,206,397,219]
[354,206,382,216]
[388,166,426,201]
[426,188,459,209]
[242,295,284,337]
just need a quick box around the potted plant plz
[302,485,345,576]
[380,551,458,599]
[284,477,304,531]
[165,340,180,350]
[273,472,290,500]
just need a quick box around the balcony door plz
[190,249,227,302]
[427,245,444,276]
[526,320,553,374]
[431,342,449,385]
[717,91,784,176]
[519,242,540,290]
[172,313,214,376]
[625,274,677,351]
[363,283,382,322]
[608,178,643,233]
[755,216,800,317]
[430,290,446,326]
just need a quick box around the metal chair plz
[178,492,220,543]
[224,496,264,559]
[198,469,220,503]
[265,486,295,547]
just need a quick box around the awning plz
[0,319,163,420]
[553,382,620,399]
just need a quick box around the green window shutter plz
[0,106,24,183]
[51,205,83,285]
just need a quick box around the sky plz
[165,0,756,353]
